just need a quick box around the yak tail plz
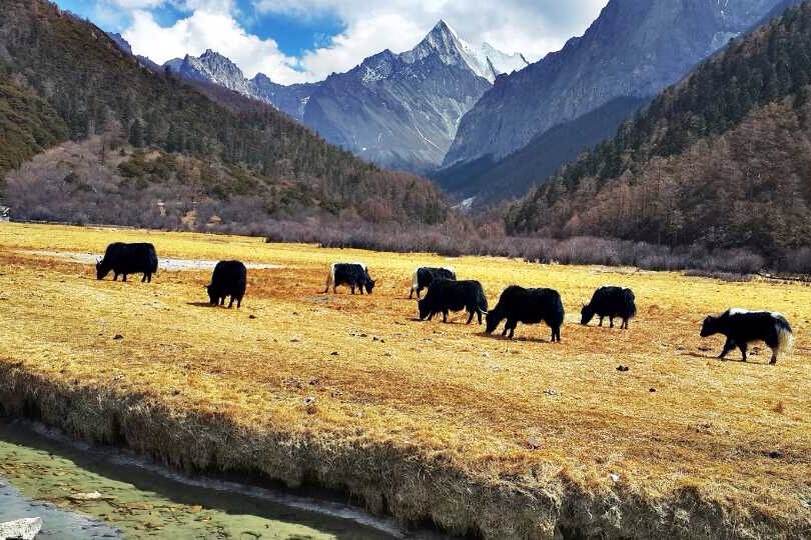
[410,269,419,294]
[775,319,795,359]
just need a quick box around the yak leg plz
[477,310,483,325]
[609,317,614,328]
[501,325,509,337]
[738,342,748,362]
[237,296,242,308]
[598,317,604,327]
[553,326,561,343]
[466,310,474,325]
[770,348,779,365]
[443,310,449,323]
[719,338,736,359]
[228,295,235,308]
[508,321,516,339]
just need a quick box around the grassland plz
[0,222,809,539]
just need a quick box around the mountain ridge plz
[444,0,789,170]
[161,21,528,171]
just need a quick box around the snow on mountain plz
[161,21,526,171]
[165,50,254,97]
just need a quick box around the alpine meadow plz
[0,1,809,539]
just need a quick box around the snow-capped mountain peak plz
[400,20,528,82]
[165,49,253,96]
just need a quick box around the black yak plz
[324,263,376,294]
[700,309,794,364]
[207,260,247,308]
[409,267,456,299]
[581,286,636,329]
[486,286,564,342]
[96,242,158,282]
[418,279,487,324]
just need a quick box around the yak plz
[581,286,636,329]
[418,279,487,324]
[700,309,794,364]
[324,263,376,294]
[486,286,564,342]
[409,267,456,299]
[207,260,247,308]
[96,242,158,282]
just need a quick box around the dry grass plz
[0,222,809,538]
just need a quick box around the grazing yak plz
[96,242,158,282]
[486,286,564,342]
[207,260,247,308]
[418,279,488,324]
[581,286,636,329]
[700,309,794,364]
[409,267,456,299]
[324,263,376,294]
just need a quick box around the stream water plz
[0,420,447,539]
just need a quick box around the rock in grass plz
[0,517,42,540]
[113,334,124,340]
[616,365,629,372]
[526,437,542,450]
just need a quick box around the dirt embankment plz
[1,364,803,539]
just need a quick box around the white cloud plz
[259,0,609,78]
[115,0,609,84]
[123,8,308,83]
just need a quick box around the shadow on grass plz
[477,332,553,344]
[679,351,774,367]
[186,302,219,308]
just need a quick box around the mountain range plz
[162,22,528,172]
[149,0,797,209]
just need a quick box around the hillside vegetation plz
[507,2,811,259]
[0,0,448,226]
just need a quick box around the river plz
[0,419,447,539]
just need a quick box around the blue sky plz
[53,0,608,84]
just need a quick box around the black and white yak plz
[207,260,247,308]
[324,263,376,294]
[486,286,564,342]
[409,267,456,299]
[96,242,158,282]
[581,286,636,329]
[700,309,794,365]
[418,279,488,324]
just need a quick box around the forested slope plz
[0,0,448,226]
[507,1,811,257]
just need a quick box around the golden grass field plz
[0,222,809,538]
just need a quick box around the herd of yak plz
[94,242,796,365]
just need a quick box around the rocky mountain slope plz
[0,0,450,228]
[164,22,528,172]
[445,0,789,172]
[506,1,811,257]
